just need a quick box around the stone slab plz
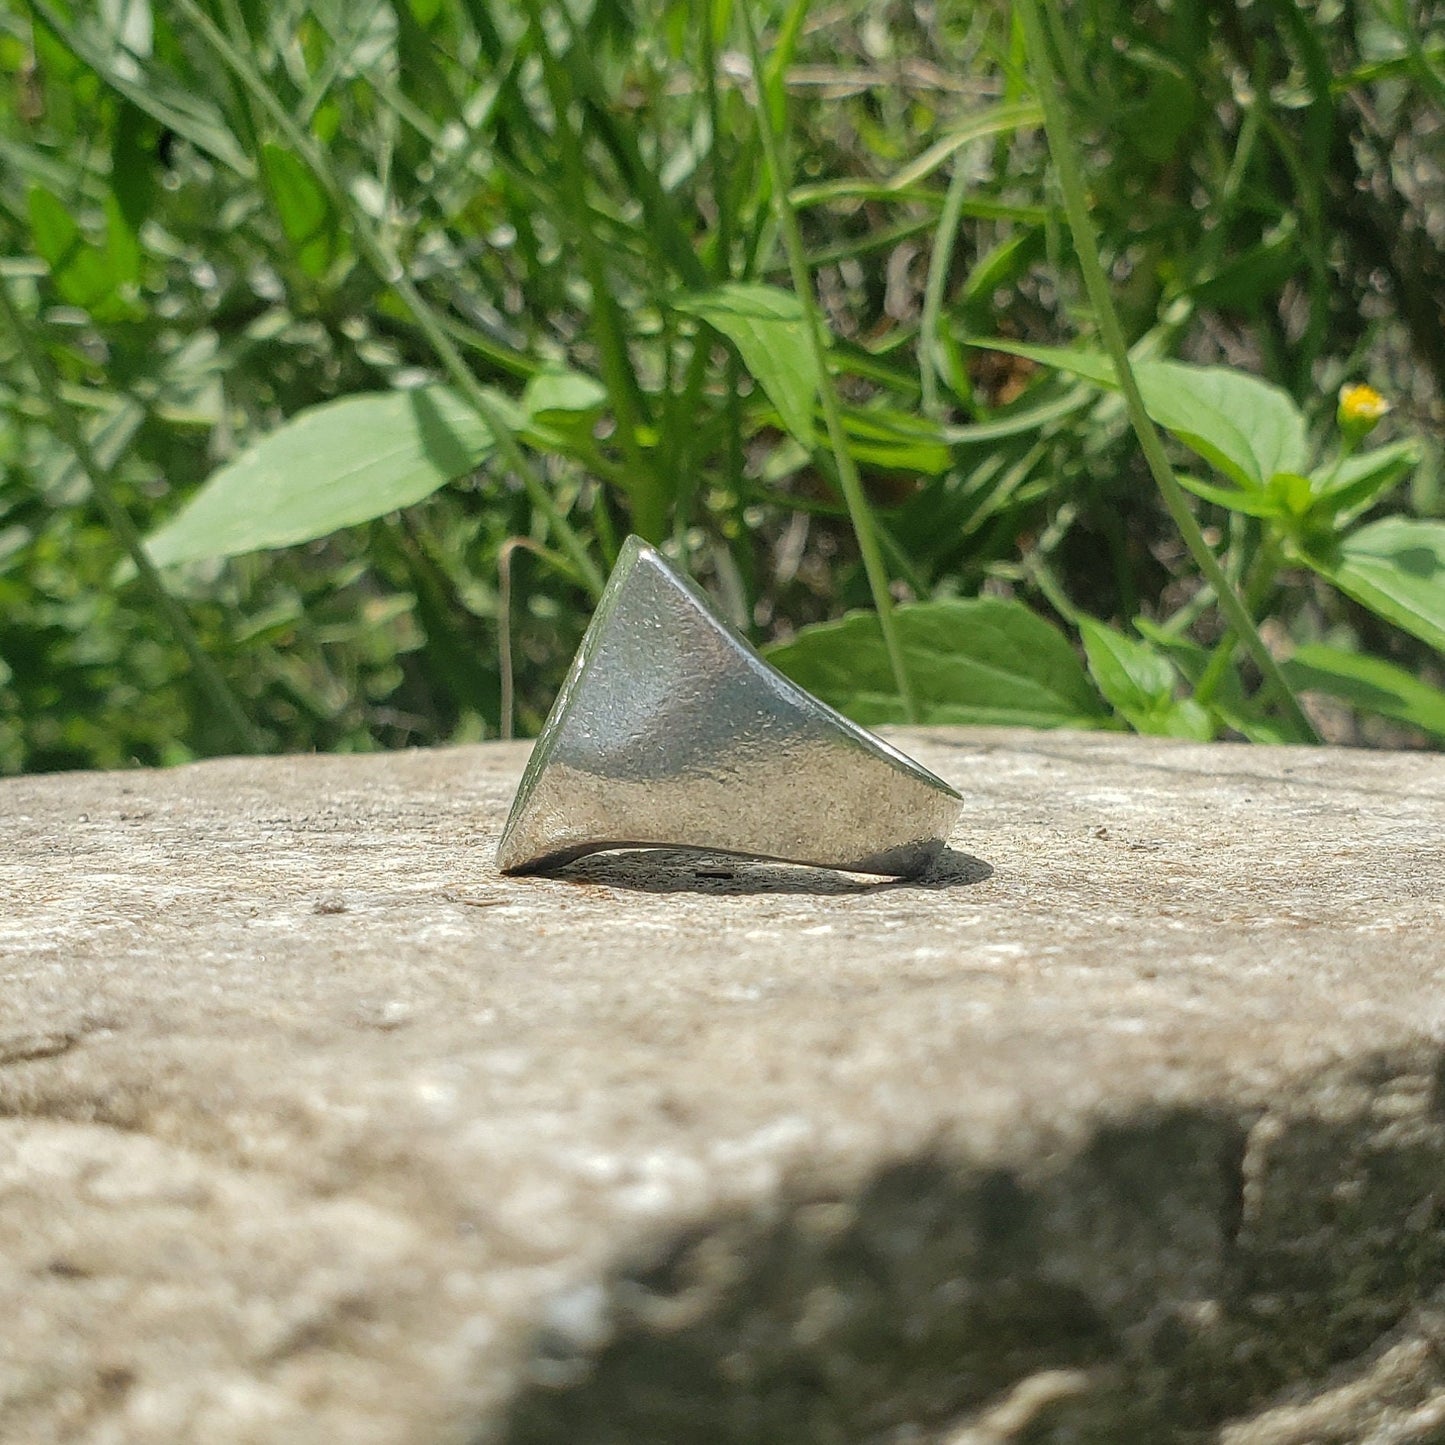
[1,729,1443,1444]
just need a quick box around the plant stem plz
[1015,0,1318,744]
[0,280,264,755]
[169,0,605,603]
[394,266,604,604]
[920,161,971,419]
[700,0,735,281]
[738,1,918,723]
[521,0,668,541]
[497,536,571,741]
[1193,537,1279,708]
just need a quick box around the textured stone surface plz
[1,729,1443,1444]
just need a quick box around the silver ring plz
[497,537,961,878]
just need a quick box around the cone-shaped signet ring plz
[496,537,962,878]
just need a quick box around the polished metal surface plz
[495,536,963,878]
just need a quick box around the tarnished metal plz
[495,536,962,878]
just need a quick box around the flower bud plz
[1337,383,1390,443]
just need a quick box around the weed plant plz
[0,0,1442,771]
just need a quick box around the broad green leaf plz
[1312,439,1421,522]
[522,368,607,422]
[1282,644,1445,740]
[1176,473,1283,518]
[28,184,82,271]
[1154,697,1215,741]
[975,341,1307,488]
[1310,518,1445,653]
[103,192,141,288]
[1077,616,1173,712]
[674,283,820,448]
[144,386,504,567]
[28,185,121,316]
[259,142,340,278]
[1268,472,1316,517]
[765,599,1110,729]
[1077,616,1211,738]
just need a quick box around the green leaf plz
[1312,439,1421,522]
[974,341,1307,488]
[1188,219,1300,311]
[1115,45,1197,162]
[108,98,155,250]
[30,0,252,178]
[520,368,607,455]
[259,142,340,278]
[1078,616,1173,711]
[99,0,154,60]
[674,283,820,448]
[839,406,951,477]
[28,184,121,316]
[887,100,1045,190]
[958,227,1045,326]
[1282,643,1445,740]
[103,192,141,288]
[522,367,608,422]
[144,386,504,567]
[1077,615,1210,737]
[1154,697,1215,741]
[765,598,1110,729]
[1133,617,1295,743]
[27,183,81,269]
[938,383,1092,443]
[1176,473,1284,519]
[1310,518,1445,653]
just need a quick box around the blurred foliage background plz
[0,0,1442,774]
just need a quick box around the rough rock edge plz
[496,1045,1445,1445]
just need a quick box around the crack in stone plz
[0,1029,82,1068]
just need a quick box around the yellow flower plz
[1337,383,1390,439]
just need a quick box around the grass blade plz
[1015,0,1318,744]
[737,1,917,722]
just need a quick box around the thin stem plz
[1022,553,1080,628]
[1317,431,1360,496]
[497,536,570,741]
[700,0,734,280]
[738,1,918,722]
[701,0,752,572]
[920,160,971,419]
[169,0,605,603]
[1193,537,1279,707]
[1015,0,1318,744]
[0,280,263,754]
[521,0,667,540]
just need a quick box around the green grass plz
[0,0,1442,771]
